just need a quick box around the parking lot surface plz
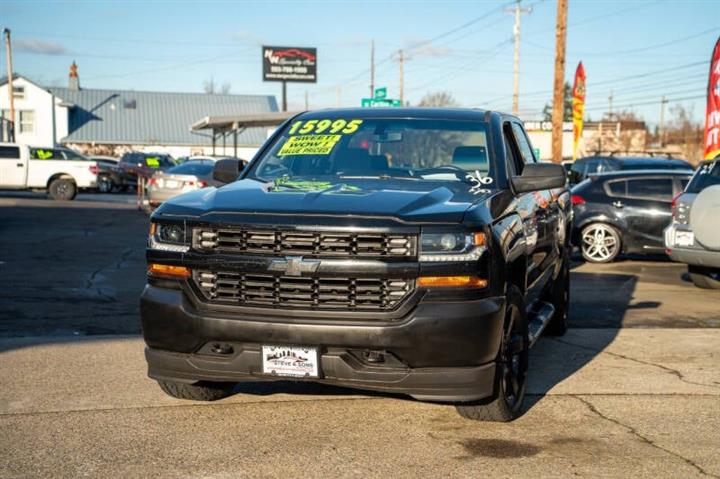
[1,195,719,478]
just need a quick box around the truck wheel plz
[544,250,570,336]
[157,379,236,401]
[688,266,720,290]
[455,288,529,422]
[580,223,621,263]
[98,175,113,193]
[48,178,77,200]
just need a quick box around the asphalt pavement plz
[1,194,719,478]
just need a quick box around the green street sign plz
[361,98,401,108]
[374,87,387,99]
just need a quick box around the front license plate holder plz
[262,345,319,378]
[675,231,694,247]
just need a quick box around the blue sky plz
[3,0,718,126]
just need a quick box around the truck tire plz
[455,287,529,422]
[544,250,570,336]
[48,178,77,200]
[689,266,720,290]
[157,379,236,401]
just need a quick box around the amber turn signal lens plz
[417,276,487,288]
[149,223,157,236]
[473,233,486,246]
[148,263,190,279]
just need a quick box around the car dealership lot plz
[1,195,719,478]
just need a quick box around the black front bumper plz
[141,285,505,402]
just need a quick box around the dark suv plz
[141,108,571,422]
[568,155,692,185]
[118,152,175,189]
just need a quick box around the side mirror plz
[511,163,567,194]
[213,158,246,184]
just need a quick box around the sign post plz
[262,46,317,111]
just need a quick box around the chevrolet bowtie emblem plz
[267,256,321,276]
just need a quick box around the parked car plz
[174,155,216,165]
[568,155,693,185]
[118,152,175,189]
[90,156,125,193]
[0,143,98,200]
[571,169,691,263]
[665,159,720,289]
[142,108,572,422]
[146,159,221,207]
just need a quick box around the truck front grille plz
[193,228,416,257]
[193,270,414,311]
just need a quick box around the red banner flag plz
[572,62,586,161]
[704,36,720,160]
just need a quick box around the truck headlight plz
[149,222,190,252]
[419,232,486,261]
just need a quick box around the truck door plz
[0,144,27,187]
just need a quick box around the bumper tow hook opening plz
[210,343,234,356]
[363,350,385,364]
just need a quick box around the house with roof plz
[0,63,278,159]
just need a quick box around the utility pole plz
[506,0,532,116]
[659,95,668,147]
[399,49,404,105]
[304,90,309,110]
[608,90,614,119]
[551,0,568,164]
[3,28,15,142]
[281,81,287,112]
[370,39,375,98]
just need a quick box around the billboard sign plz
[262,46,317,83]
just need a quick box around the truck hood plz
[156,178,487,223]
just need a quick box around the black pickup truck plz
[141,108,571,422]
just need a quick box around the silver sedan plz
[146,160,220,206]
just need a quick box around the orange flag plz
[704,36,720,160]
[572,62,586,161]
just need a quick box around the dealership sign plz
[262,46,317,83]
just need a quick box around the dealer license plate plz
[675,231,694,247]
[262,345,319,378]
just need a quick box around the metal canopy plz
[190,112,299,132]
[190,112,300,157]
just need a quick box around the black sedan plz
[571,170,691,263]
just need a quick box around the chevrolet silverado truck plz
[0,143,98,199]
[665,158,720,289]
[141,108,571,422]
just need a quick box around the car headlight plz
[419,232,486,261]
[149,222,190,252]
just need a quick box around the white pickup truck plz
[0,143,98,200]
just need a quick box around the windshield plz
[686,162,720,193]
[167,162,214,176]
[249,117,494,188]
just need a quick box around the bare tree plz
[665,104,704,164]
[418,91,457,108]
[203,77,231,95]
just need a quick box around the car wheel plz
[688,266,720,290]
[98,176,113,193]
[48,178,77,200]
[580,223,621,263]
[544,249,570,336]
[455,287,529,422]
[157,379,236,401]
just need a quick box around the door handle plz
[612,200,624,208]
[16,163,23,167]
